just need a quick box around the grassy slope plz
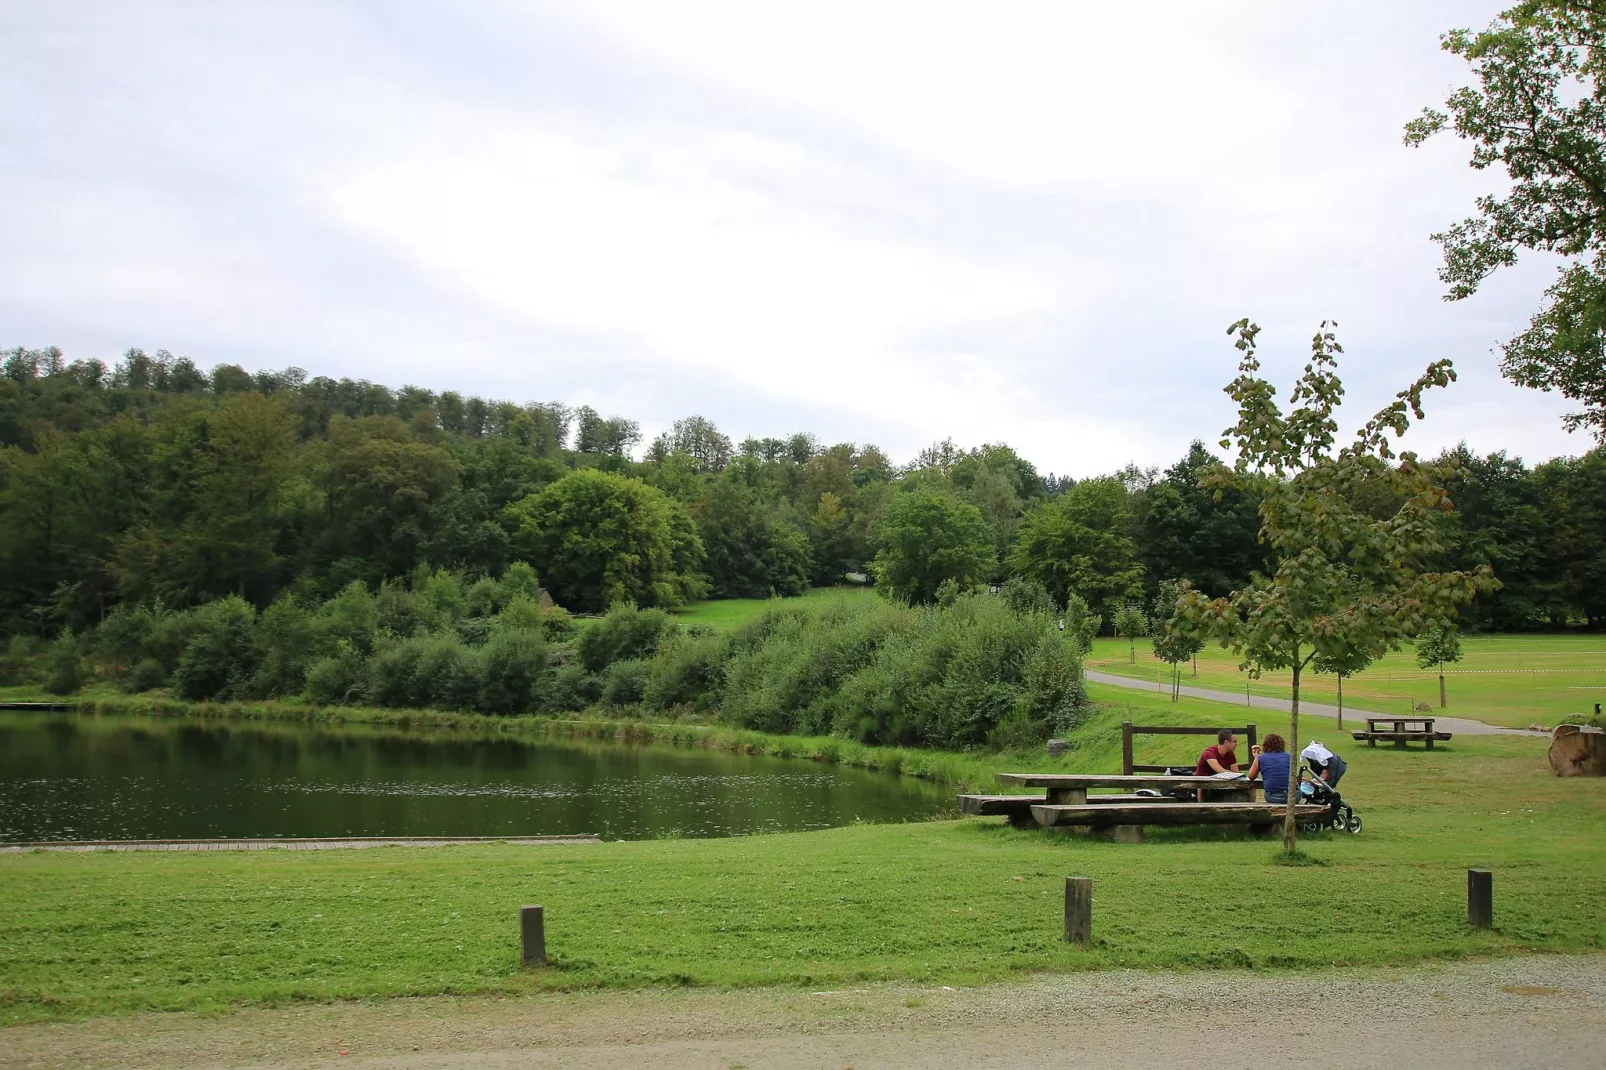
[670,585,878,630]
[1090,633,1606,729]
[3,686,1601,1024]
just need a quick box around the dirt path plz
[6,955,1603,1069]
[1085,669,1546,737]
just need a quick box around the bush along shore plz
[9,577,1096,755]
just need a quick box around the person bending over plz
[1245,733,1293,803]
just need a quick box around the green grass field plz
[671,585,879,630]
[3,684,1601,1025]
[1090,632,1606,729]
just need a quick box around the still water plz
[0,713,950,841]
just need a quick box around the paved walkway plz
[0,835,600,854]
[1086,669,1546,737]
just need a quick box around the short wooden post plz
[1467,870,1493,929]
[1121,722,1134,776]
[521,904,546,966]
[1064,876,1092,947]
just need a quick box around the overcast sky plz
[1,1,1589,475]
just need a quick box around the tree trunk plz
[1192,654,1197,676]
[1336,674,1343,730]
[1129,640,1135,664]
[1284,654,1301,851]
[1548,725,1606,776]
[1438,673,1446,708]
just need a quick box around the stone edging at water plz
[0,835,602,854]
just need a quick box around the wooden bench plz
[957,792,1179,821]
[1031,801,1329,829]
[1352,716,1453,749]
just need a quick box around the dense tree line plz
[4,345,1605,651]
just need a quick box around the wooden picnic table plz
[993,772,1261,803]
[960,772,1317,840]
[1352,715,1452,749]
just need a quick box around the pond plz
[0,712,951,842]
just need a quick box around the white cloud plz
[0,0,1593,472]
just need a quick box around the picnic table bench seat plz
[1031,801,1329,828]
[957,792,1185,817]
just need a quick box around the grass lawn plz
[1090,632,1606,729]
[3,685,1601,1024]
[671,585,879,630]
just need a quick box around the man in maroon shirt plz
[1194,730,1240,775]
[1191,730,1241,800]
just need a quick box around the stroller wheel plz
[1347,815,1362,834]
[1330,815,1347,831]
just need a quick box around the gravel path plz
[6,954,1602,1069]
[1086,669,1547,737]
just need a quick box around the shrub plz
[998,576,1057,616]
[172,598,259,701]
[719,591,1087,748]
[477,628,548,714]
[304,649,368,705]
[643,634,731,712]
[577,604,678,672]
[368,632,478,710]
[319,581,380,655]
[128,658,168,693]
[45,629,84,695]
[250,596,319,697]
[600,658,651,706]
[544,662,599,713]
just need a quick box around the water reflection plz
[0,713,949,841]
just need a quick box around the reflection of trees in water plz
[0,715,946,842]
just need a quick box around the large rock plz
[1046,739,1070,757]
[1548,724,1606,777]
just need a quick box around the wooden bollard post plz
[521,904,546,966]
[1064,876,1092,947]
[1467,869,1493,929]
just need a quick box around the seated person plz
[1245,733,1293,803]
[1194,729,1240,775]
[1192,729,1240,800]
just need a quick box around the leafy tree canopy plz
[1408,1,1606,436]
[506,469,707,613]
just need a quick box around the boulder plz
[1046,739,1070,757]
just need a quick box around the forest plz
[2,343,1604,737]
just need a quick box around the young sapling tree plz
[1151,579,1204,701]
[1415,620,1464,708]
[1113,603,1148,664]
[1178,319,1497,850]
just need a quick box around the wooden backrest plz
[1121,721,1257,774]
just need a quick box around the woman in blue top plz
[1246,733,1294,803]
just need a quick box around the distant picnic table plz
[1351,716,1452,749]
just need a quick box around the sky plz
[0,0,1591,475]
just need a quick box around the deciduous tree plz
[1178,319,1498,850]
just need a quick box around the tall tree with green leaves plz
[506,469,707,613]
[1407,2,1606,438]
[869,488,994,604]
[1178,319,1498,850]
[1415,620,1465,708]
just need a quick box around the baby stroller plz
[1298,775,1361,834]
